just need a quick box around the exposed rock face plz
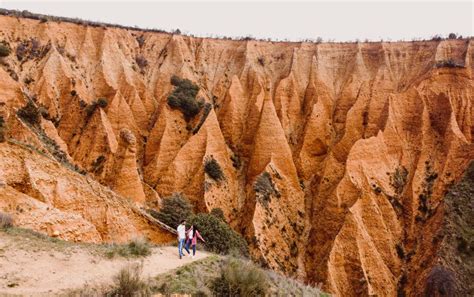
[0,14,473,296]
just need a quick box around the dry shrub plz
[0,212,13,229]
[211,257,268,297]
[108,263,151,297]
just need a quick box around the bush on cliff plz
[17,100,49,126]
[204,157,225,182]
[167,75,202,121]
[85,98,108,117]
[211,257,269,297]
[150,193,193,229]
[0,42,11,57]
[188,213,249,256]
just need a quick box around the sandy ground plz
[0,233,208,296]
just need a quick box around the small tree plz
[188,213,248,256]
[150,193,193,229]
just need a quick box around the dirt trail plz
[0,232,208,296]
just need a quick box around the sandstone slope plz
[0,12,473,296]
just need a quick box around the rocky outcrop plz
[0,13,472,296]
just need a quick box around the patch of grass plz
[108,263,151,297]
[0,226,69,250]
[152,255,327,296]
[148,193,193,229]
[152,256,220,296]
[104,238,152,259]
[204,156,225,182]
[167,75,203,121]
[211,257,269,296]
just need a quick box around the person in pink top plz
[190,226,205,258]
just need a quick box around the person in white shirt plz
[177,220,187,259]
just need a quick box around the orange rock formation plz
[0,13,472,296]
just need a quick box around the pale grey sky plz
[0,1,472,41]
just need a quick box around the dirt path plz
[0,232,208,296]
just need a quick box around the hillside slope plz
[0,11,473,296]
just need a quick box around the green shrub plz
[0,212,13,229]
[17,100,42,126]
[85,98,108,117]
[0,42,11,57]
[150,193,193,229]
[204,157,225,182]
[188,213,248,256]
[108,263,151,296]
[210,208,226,222]
[167,76,202,121]
[211,257,268,297]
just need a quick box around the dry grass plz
[108,263,151,297]
[0,212,13,229]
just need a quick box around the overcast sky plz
[0,1,472,41]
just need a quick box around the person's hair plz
[180,219,186,224]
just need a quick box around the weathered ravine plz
[0,11,472,296]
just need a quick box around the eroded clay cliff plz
[0,12,472,296]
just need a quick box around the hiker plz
[177,219,187,259]
[189,226,205,259]
[184,225,194,256]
